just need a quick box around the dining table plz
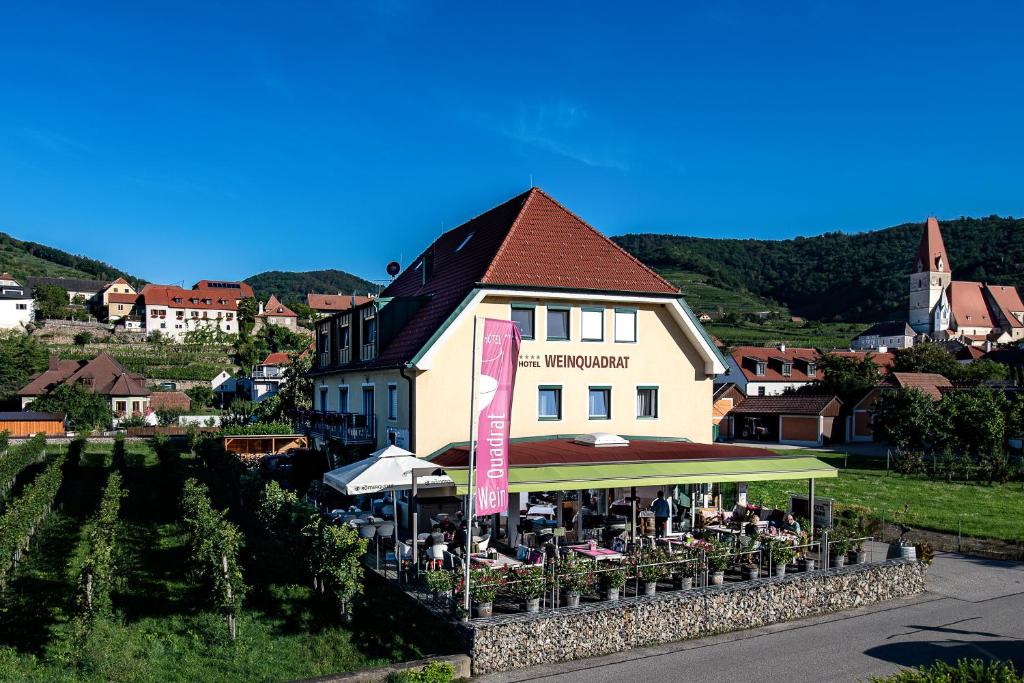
[567,544,623,562]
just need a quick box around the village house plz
[259,294,298,328]
[717,344,820,396]
[0,272,33,330]
[729,394,843,447]
[26,276,109,314]
[712,382,744,441]
[847,372,953,442]
[192,280,254,303]
[18,352,151,417]
[139,284,238,340]
[304,187,726,462]
[850,320,915,351]
[99,277,140,321]
[239,351,291,402]
[909,217,1024,344]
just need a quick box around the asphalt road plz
[477,550,1024,682]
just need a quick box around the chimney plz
[49,354,59,371]
[778,343,786,353]
[258,300,264,315]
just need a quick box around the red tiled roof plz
[192,280,254,298]
[369,188,679,369]
[948,281,993,327]
[261,352,290,366]
[728,346,820,383]
[149,391,191,412]
[262,294,296,318]
[431,439,773,468]
[733,395,842,416]
[107,292,139,304]
[141,284,238,311]
[18,352,150,398]
[987,284,1024,329]
[830,351,896,375]
[307,293,372,311]
[912,217,950,274]
[890,372,952,401]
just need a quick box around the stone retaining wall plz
[464,559,924,675]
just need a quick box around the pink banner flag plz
[473,318,522,516]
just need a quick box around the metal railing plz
[301,411,376,444]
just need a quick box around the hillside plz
[245,269,377,304]
[614,215,1024,322]
[0,231,142,287]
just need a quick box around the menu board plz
[788,494,833,530]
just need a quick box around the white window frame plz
[581,307,604,342]
[636,385,659,419]
[613,308,637,343]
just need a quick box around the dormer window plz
[456,232,474,252]
[755,362,766,376]
[173,297,182,304]
[806,363,816,378]
[782,362,792,377]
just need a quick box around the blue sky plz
[2,1,1023,286]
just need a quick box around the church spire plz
[912,217,950,274]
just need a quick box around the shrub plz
[0,451,67,589]
[598,565,627,590]
[385,661,456,683]
[869,658,1022,682]
[506,565,546,600]
[634,547,670,583]
[424,569,455,594]
[468,568,502,603]
[556,552,593,595]
[73,330,93,346]
[0,433,45,500]
[761,536,797,566]
[915,541,935,567]
[703,539,731,573]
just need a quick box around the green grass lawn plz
[747,451,1024,543]
[0,441,445,682]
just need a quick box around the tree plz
[302,515,367,618]
[289,301,316,328]
[957,359,1010,382]
[277,351,312,417]
[73,330,93,346]
[225,399,256,426]
[892,344,961,378]
[237,297,259,336]
[257,322,309,354]
[30,384,113,432]
[798,352,879,403]
[871,388,947,452]
[0,331,49,399]
[32,283,70,319]
[937,388,1008,456]
[186,385,216,409]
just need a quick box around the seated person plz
[745,514,761,537]
[429,524,446,547]
[448,522,468,556]
[782,514,801,535]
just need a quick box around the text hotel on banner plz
[473,318,522,516]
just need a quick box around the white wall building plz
[0,273,34,330]
[140,284,238,341]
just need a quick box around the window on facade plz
[581,308,603,341]
[614,309,636,343]
[362,387,375,416]
[538,386,562,420]
[782,363,792,377]
[339,325,351,349]
[636,387,658,418]
[16,303,27,310]
[320,387,329,412]
[758,387,766,396]
[388,385,398,420]
[547,308,569,341]
[227,312,234,320]
[806,363,816,378]
[365,317,377,343]
[338,386,349,413]
[588,387,611,419]
[755,362,766,376]
[511,306,535,339]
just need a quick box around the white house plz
[140,284,238,341]
[717,344,820,396]
[0,273,33,330]
[850,321,915,351]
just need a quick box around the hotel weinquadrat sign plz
[518,353,631,370]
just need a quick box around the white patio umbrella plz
[322,444,454,562]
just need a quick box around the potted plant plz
[469,568,501,618]
[557,553,592,608]
[762,536,797,577]
[704,539,730,585]
[507,565,546,613]
[671,548,698,590]
[598,565,627,601]
[827,527,852,568]
[886,504,918,561]
[736,535,760,580]
[635,547,669,596]
[424,568,454,597]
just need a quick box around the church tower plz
[908,217,951,335]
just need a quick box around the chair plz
[443,550,464,571]
[377,522,395,537]
[358,524,376,540]
[426,544,447,569]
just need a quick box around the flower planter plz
[604,587,620,602]
[741,565,759,580]
[829,553,846,569]
[673,574,694,590]
[524,597,541,613]
[473,601,493,618]
[771,563,787,578]
[847,550,866,565]
[709,571,725,586]
[886,542,917,561]
[563,590,581,608]
[642,581,657,596]
[799,558,816,572]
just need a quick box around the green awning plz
[446,455,836,495]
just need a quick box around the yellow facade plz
[312,290,718,457]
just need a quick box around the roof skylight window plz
[456,232,474,252]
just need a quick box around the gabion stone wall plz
[465,559,925,675]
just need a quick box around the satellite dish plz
[386,261,401,277]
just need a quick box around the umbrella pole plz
[464,316,479,615]
[411,471,418,571]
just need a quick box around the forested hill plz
[614,216,1024,322]
[244,269,377,304]
[0,231,142,287]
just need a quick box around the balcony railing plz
[361,342,377,362]
[252,367,282,379]
[300,410,376,445]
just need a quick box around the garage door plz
[780,415,819,444]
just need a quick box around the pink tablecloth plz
[568,545,623,561]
